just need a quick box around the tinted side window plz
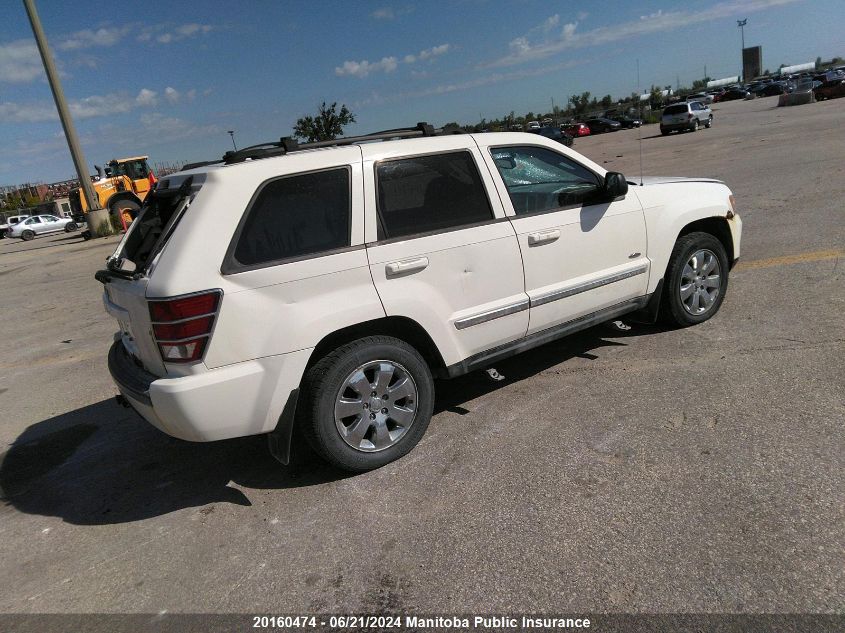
[233,168,350,267]
[490,146,601,215]
[376,151,493,239]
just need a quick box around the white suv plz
[661,101,713,135]
[100,123,742,472]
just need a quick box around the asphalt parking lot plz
[0,97,842,615]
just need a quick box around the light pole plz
[228,130,237,151]
[737,19,747,81]
[23,0,106,236]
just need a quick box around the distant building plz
[743,46,762,82]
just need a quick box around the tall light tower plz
[737,19,747,81]
[227,130,237,151]
[23,0,107,236]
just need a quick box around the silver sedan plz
[8,214,77,241]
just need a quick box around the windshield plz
[664,104,688,115]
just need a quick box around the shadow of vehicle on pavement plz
[0,321,666,526]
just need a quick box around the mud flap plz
[267,388,299,466]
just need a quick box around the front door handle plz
[527,229,561,246]
[385,256,429,277]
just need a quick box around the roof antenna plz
[637,58,644,186]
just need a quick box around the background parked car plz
[813,79,845,100]
[686,93,714,104]
[528,126,574,147]
[8,214,77,240]
[660,101,713,135]
[752,83,786,97]
[609,114,643,128]
[0,213,31,238]
[584,118,621,133]
[562,122,591,137]
[719,88,751,101]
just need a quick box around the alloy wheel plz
[334,360,418,452]
[680,249,721,315]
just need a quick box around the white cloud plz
[0,39,43,83]
[335,56,398,78]
[0,91,148,123]
[487,0,800,67]
[337,43,450,78]
[164,87,180,104]
[57,26,130,51]
[0,101,57,123]
[135,88,158,107]
[138,23,214,45]
[177,23,213,37]
[371,7,394,20]
[541,15,560,33]
[70,93,135,118]
[371,6,413,20]
[138,112,220,140]
[417,43,450,61]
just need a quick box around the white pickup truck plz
[98,123,741,472]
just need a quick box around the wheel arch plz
[306,316,448,378]
[105,192,142,212]
[678,216,734,264]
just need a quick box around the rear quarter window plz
[229,167,351,270]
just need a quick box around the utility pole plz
[23,0,106,235]
[550,97,556,126]
[737,19,747,81]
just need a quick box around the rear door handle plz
[527,229,560,246]
[385,256,429,277]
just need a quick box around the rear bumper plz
[108,340,311,441]
[660,121,695,131]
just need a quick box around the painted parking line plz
[736,249,842,271]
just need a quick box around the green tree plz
[293,101,355,142]
[815,56,822,69]
[568,91,591,116]
[649,85,664,109]
[600,94,613,108]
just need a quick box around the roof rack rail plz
[219,122,464,165]
[180,159,223,171]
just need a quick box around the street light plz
[737,19,747,81]
[228,130,237,151]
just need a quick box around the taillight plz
[688,113,694,119]
[149,290,221,363]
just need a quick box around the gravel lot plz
[0,97,842,616]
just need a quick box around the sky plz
[1,0,842,185]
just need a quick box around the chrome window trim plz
[531,264,648,308]
[454,298,529,330]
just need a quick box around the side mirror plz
[604,172,628,199]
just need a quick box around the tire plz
[109,199,140,225]
[21,229,34,241]
[661,128,669,136]
[691,119,699,132]
[705,115,713,128]
[300,336,435,472]
[659,231,730,327]
[64,222,77,232]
